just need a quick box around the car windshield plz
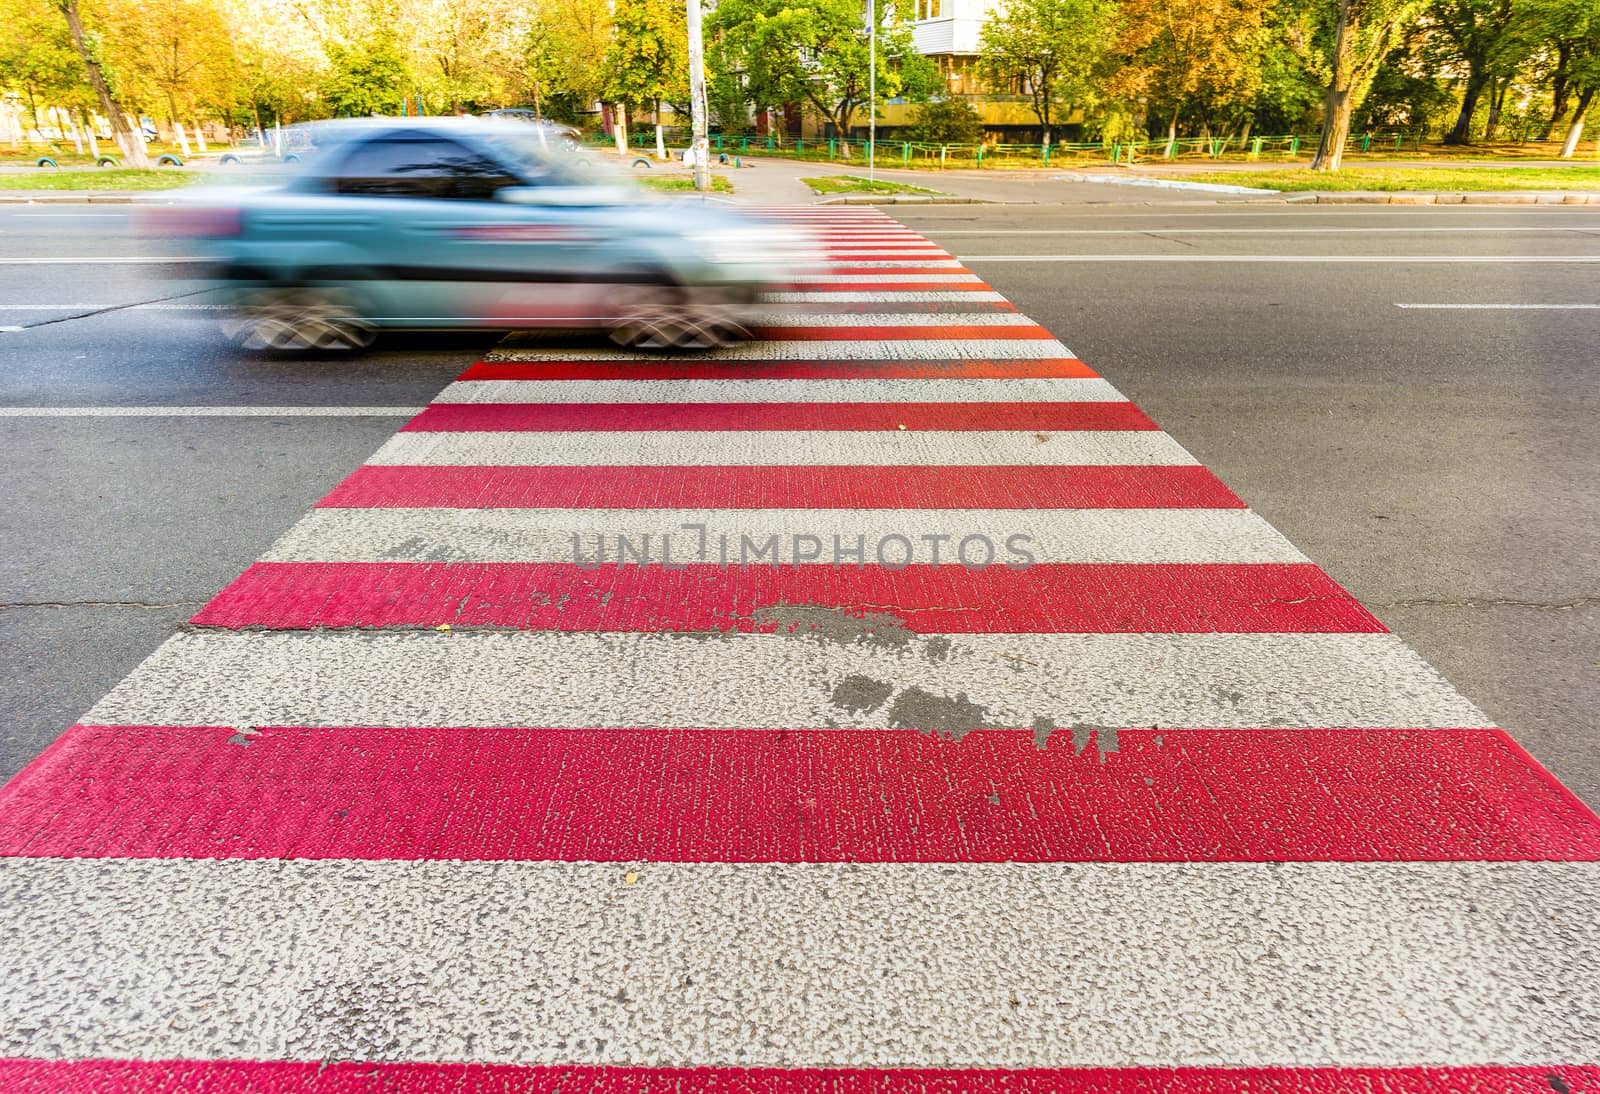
[480,133,614,188]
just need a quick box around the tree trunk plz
[1167,104,1180,144]
[1312,85,1354,170]
[1560,87,1595,158]
[57,0,149,167]
[1483,79,1506,141]
[532,79,542,123]
[1546,44,1572,140]
[1445,71,1489,145]
[654,99,666,160]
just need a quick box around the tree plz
[1425,0,1537,143]
[978,0,1119,143]
[710,0,936,139]
[523,0,612,122]
[321,27,409,116]
[402,0,522,113]
[606,0,688,154]
[0,0,84,136]
[1288,0,1426,169]
[1524,0,1600,154]
[100,0,239,136]
[53,0,149,165]
[904,97,984,143]
[1115,0,1278,141]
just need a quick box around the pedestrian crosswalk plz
[2,206,1598,1091]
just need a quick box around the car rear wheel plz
[222,287,377,353]
[607,284,749,352]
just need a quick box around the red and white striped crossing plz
[2,206,1598,1092]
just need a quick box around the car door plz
[324,133,607,328]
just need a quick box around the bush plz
[903,98,984,144]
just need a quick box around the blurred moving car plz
[148,118,797,352]
[482,109,583,151]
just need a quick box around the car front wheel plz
[222,286,377,354]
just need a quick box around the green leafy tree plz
[52,0,150,165]
[1425,0,1538,142]
[1522,0,1600,153]
[0,0,84,133]
[978,0,1119,143]
[321,27,409,116]
[904,97,984,143]
[101,0,240,135]
[710,0,936,138]
[1114,0,1278,140]
[606,0,688,148]
[1283,0,1427,168]
[524,0,612,122]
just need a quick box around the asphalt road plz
[1,199,1596,811]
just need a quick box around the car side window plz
[332,137,521,201]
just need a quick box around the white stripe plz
[790,274,984,283]
[8,859,1589,1066]
[962,254,1600,264]
[364,430,1193,467]
[0,303,224,311]
[806,260,965,268]
[0,256,206,264]
[763,291,1008,303]
[433,378,1122,404]
[266,508,1303,565]
[0,405,422,417]
[1395,303,1600,310]
[748,312,1037,326]
[934,226,1600,235]
[85,631,1488,729]
[485,339,1070,361]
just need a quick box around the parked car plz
[145,117,799,352]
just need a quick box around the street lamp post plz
[867,0,876,182]
[686,0,712,191]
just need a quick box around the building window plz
[917,0,941,19]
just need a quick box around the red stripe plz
[782,281,995,291]
[752,324,1054,340]
[2,1064,1598,1094]
[193,562,1383,633]
[457,359,1094,381]
[401,402,1153,432]
[319,465,1241,509]
[826,266,968,275]
[5,727,1597,863]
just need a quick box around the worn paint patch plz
[750,602,913,650]
[888,687,994,742]
[830,675,894,714]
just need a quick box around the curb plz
[1056,173,1277,195]
[0,194,150,203]
[815,195,1010,205]
[1276,190,1600,204]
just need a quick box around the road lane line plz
[8,726,1592,863]
[962,254,1600,263]
[261,508,1302,565]
[81,630,1489,729]
[322,464,1234,508]
[0,406,423,417]
[362,429,1196,467]
[198,560,1374,632]
[4,859,1592,1066]
[433,378,1126,404]
[1395,303,1600,309]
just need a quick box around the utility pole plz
[867,0,876,182]
[686,0,712,191]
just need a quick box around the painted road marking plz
[2,859,1595,1066]
[259,508,1305,565]
[0,406,424,417]
[362,429,1199,467]
[1395,302,1600,309]
[3,204,1597,1088]
[962,254,1600,263]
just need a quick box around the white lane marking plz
[930,226,1600,235]
[0,256,205,264]
[745,311,1037,326]
[1395,303,1600,309]
[0,304,225,311]
[4,859,1594,1067]
[5,212,128,217]
[961,255,1600,263]
[790,274,984,283]
[365,430,1197,467]
[434,378,1124,404]
[85,631,1490,730]
[266,508,1305,565]
[487,339,1071,361]
[0,326,22,332]
[0,406,422,417]
[763,291,1009,302]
